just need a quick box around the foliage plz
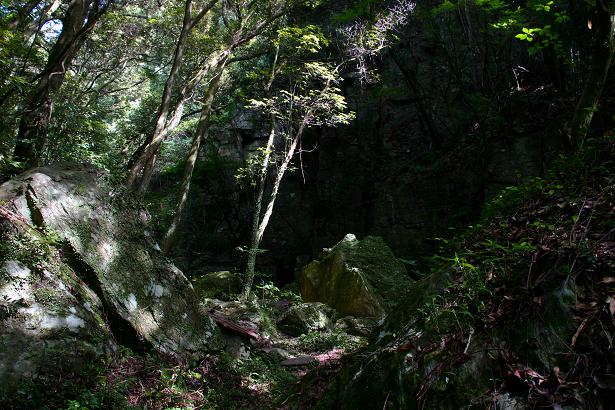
[3,358,129,410]
[297,330,367,352]
[255,281,303,302]
[339,0,416,83]
[390,134,615,407]
[433,0,574,60]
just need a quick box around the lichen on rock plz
[0,231,114,394]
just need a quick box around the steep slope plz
[317,134,615,409]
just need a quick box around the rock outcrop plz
[0,165,222,391]
[299,234,413,318]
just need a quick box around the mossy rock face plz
[299,234,414,318]
[276,302,335,336]
[0,241,114,395]
[0,165,223,364]
[316,271,572,409]
[192,271,243,300]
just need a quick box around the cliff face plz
[165,11,571,281]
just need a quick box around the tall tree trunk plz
[240,74,335,300]
[128,0,283,193]
[126,0,218,190]
[136,55,218,194]
[240,125,276,301]
[240,116,309,300]
[126,0,194,188]
[241,46,279,301]
[569,0,615,147]
[12,0,102,167]
[162,54,230,252]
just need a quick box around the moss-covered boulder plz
[0,165,223,371]
[0,226,115,394]
[299,234,413,318]
[276,302,335,336]
[192,271,243,300]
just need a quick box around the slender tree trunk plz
[126,0,195,188]
[136,56,217,193]
[162,54,230,252]
[12,0,102,167]
[240,126,275,300]
[240,73,336,300]
[127,0,219,190]
[257,120,306,242]
[240,46,279,301]
[240,118,309,299]
[569,0,615,147]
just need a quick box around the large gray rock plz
[299,234,414,318]
[0,255,114,391]
[0,165,223,389]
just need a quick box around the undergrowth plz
[3,347,301,410]
[397,134,615,407]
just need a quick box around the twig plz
[571,316,591,348]
[464,328,474,354]
[383,390,391,409]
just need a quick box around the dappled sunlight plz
[19,303,85,332]
[96,240,118,273]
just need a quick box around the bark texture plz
[569,1,615,146]
[13,0,106,167]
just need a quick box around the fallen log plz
[209,310,262,341]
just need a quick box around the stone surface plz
[223,333,250,360]
[202,299,280,338]
[276,302,335,336]
[0,165,223,390]
[334,316,378,337]
[258,347,293,362]
[0,248,114,392]
[192,271,243,300]
[299,234,414,318]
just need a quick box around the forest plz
[0,0,614,408]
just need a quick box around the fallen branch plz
[208,310,262,341]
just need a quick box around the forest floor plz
[5,134,615,409]
[7,297,367,410]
